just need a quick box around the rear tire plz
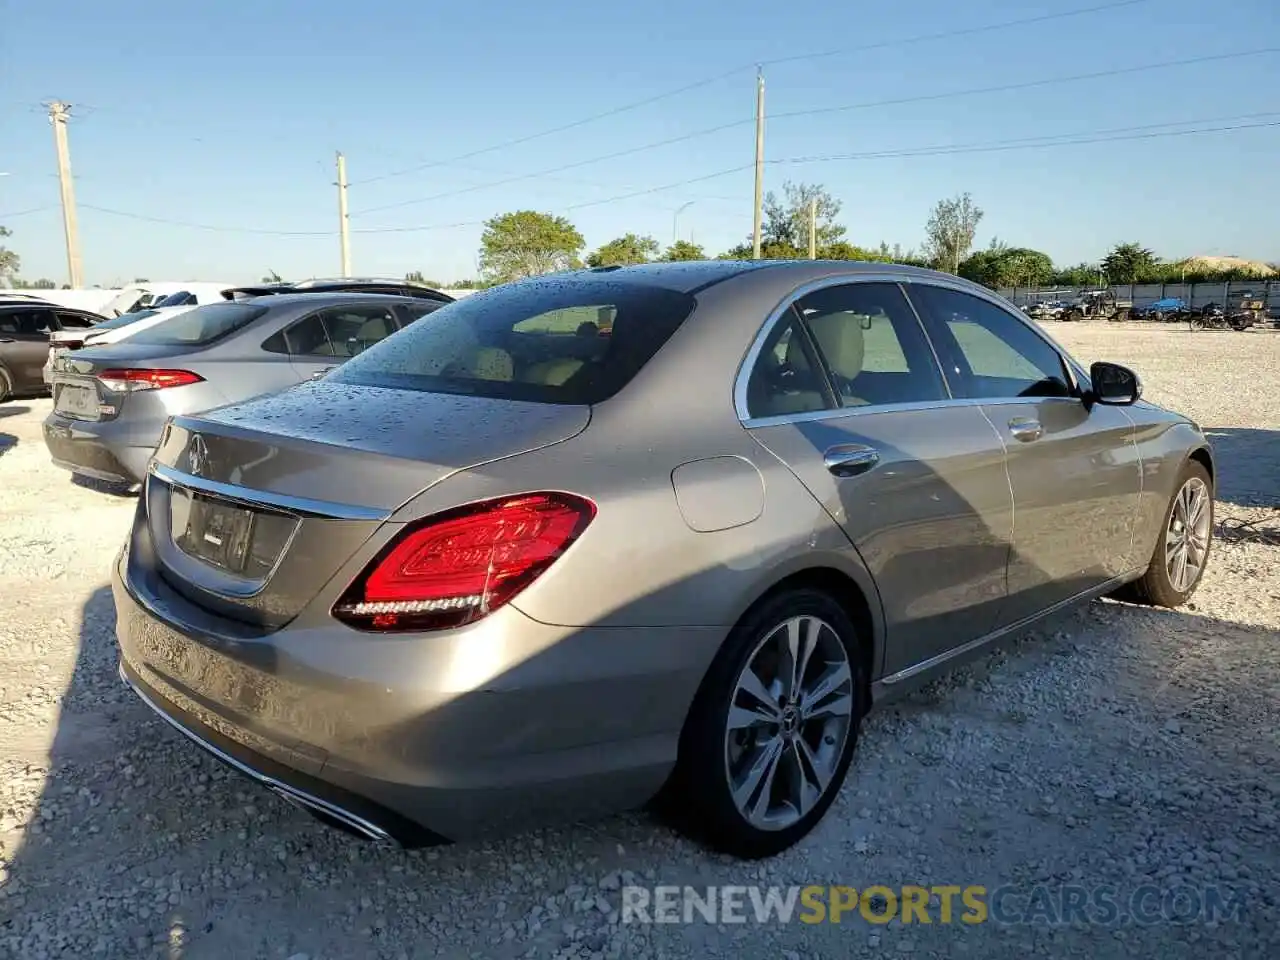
[665,588,865,859]
[0,367,12,403]
[1121,461,1213,608]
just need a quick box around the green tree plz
[0,226,21,281]
[661,240,706,261]
[586,233,659,267]
[1101,243,1158,283]
[479,210,584,284]
[764,181,847,251]
[30,278,56,289]
[960,245,1055,288]
[923,193,984,274]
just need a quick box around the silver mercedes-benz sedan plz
[114,260,1214,858]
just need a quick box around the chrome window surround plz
[733,272,1093,428]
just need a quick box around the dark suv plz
[0,300,106,402]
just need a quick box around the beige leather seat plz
[524,358,584,386]
[806,312,866,404]
[466,347,514,382]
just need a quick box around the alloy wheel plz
[1166,476,1211,593]
[723,615,854,831]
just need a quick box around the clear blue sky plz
[1,0,1276,285]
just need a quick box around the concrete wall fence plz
[999,280,1279,312]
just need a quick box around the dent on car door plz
[741,281,1013,677]
[906,283,1142,626]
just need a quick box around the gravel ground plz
[1,322,1277,959]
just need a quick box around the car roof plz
[237,291,426,308]
[544,259,962,295]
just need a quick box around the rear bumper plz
[43,412,162,484]
[112,547,721,842]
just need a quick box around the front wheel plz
[1123,461,1213,607]
[666,588,864,858]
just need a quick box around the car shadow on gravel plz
[0,404,31,418]
[1201,426,1280,507]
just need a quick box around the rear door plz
[741,280,1014,676]
[0,307,58,391]
[906,282,1141,625]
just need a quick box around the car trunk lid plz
[49,343,200,421]
[139,381,591,627]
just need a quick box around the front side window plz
[908,285,1073,400]
[793,283,947,407]
[0,309,55,336]
[332,278,697,405]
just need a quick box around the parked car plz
[224,277,455,304]
[43,290,230,383]
[0,301,106,402]
[113,261,1215,858]
[43,292,443,484]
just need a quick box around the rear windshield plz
[331,277,697,404]
[88,308,159,332]
[127,302,269,346]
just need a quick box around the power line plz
[773,112,1280,164]
[349,0,1153,187]
[351,46,1276,217]
[359,114,1278,234]
[0,205,60,219]
[78,203,335,236]
[71,113,1277,238]
[351,119,750,215]
[759,0,1153,67]
[770,47,1279,122]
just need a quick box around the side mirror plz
[1088,361,1141,405]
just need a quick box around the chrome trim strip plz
[119,660,393,843]
[871,570,1140,691]
[732,269,1092,426]
[741,395,1051,430]
[149,462,389,521]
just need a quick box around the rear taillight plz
[333,492,596,632]
[97,368,204,392]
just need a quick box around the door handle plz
[1008,416,1043,442]
[823,443,880,478]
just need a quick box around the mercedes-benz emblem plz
[187,435,209,476]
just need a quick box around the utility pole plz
[808,198,817,259]
[752,68,765,260]
[47,101,83,288]
[336,151,351,278]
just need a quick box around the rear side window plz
[56,312,96,330]
[263,305,401,358]
[332,279,697,404]
[128,302,269,346]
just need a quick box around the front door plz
[742,281,1014,675]
[906,283,1141,626]
[0,307,57,392]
